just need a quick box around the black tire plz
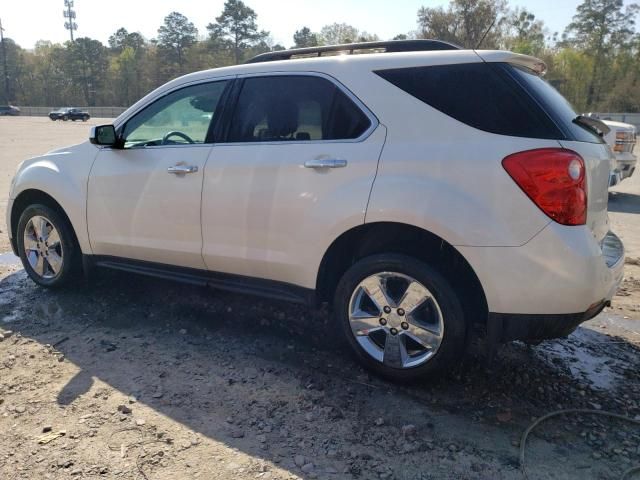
[62,115,68,121]
[333,253,466,381]
[82,116,89,122]
[16,204,82,288]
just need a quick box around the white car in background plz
[6,41,625,380]
[602,119,637,186]
[585,115,637,186]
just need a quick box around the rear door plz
[200,73,385,287]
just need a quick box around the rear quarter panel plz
[355,70,554,247]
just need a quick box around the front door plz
[87,80,229,269]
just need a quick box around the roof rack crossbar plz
[245,39,461,64]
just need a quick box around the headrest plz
[267,98,299,138]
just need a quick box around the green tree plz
[65,37,108,106]
[293,27,319,48]
[108,28,145,52]
[157,12,198,73]
[417,0,507,49]
[505,8,546,55]
[547,48,594,111]
[0,38,23,103]
[319,23,359,44]
[207,0,268,64]
[564,0,639,106]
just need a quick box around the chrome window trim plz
[214,70,379,146]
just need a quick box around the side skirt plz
[87,255,317,306]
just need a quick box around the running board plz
[91,256,315,305]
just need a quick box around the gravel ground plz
[1,117,639,480]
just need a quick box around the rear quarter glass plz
[506,64,604,144]
[374,62,564,140]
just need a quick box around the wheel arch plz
[316,221,489,331]
[10,189,81,255]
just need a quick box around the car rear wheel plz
[62,115,68,121]
[82,116,89,122]
[334,253,466,381]
[16,204,81,288]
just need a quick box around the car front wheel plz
[16,204,81,288]
[334,253,466,381]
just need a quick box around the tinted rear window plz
[375,63,563,140]
[508,65,602,143]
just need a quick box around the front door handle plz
[167,165,198,174]
[304,159,348,169]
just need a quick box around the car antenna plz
[476,17,496,49]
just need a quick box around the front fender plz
[10,142,99,254]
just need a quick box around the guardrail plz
[596,113,640,131]
[16,106,127,118]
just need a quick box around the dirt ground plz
[0,117,639,480]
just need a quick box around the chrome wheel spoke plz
[383,333,408,368]
[398,281,430,314]
[24,238,39,251]
[27,250,38,268]
[34,254,46,276]
[47,252,63,274]
[350,311,383,336]
[47,229,61,248]
[32,216,47,241]
[403,322,441,350]
[361,275,394,311]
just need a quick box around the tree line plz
[0,0,638,112]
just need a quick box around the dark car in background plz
[49,108,90,122]
[0,105,21,116]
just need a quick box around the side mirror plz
[90,125,120,147]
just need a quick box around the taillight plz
[502,148,587,226]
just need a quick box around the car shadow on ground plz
[1,268,639,479]
[609,190,640,214]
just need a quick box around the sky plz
[0,0,637,49]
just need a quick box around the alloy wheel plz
[22,215,64,279]
[348,272,444,369]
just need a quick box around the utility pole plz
[0,18,9,104]
[63,0,78,42]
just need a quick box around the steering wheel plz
[162,131,195,145]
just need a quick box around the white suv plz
[6,41,624,380]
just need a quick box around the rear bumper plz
[612,152,637,183]
[459,226,625,317]
[488,300,607,343]
[484,231,624,342]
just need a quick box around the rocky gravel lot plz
[1,117,639,479]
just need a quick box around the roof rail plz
[245,39,461,64]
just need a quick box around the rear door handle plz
[304,159,348,169]
[167,165,198,174]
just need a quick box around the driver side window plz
[122,80,228,148]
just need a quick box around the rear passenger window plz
[227,76,371,142]
[375,63,563,140]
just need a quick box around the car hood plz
[45,141,89,155]
[601,119,636,131]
